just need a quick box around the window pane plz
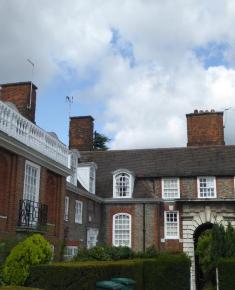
[113,214,131,247]
[199,177,215,198]
[165,211,178,238]
[115,173,130,197]
[163,178,179,198]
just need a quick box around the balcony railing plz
[18,199,48,229]
[0,100,69,167]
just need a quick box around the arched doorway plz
[193,222,213,290]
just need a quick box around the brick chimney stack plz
[0,82,37,123]
[69,116,94,151]
[186,109,225,147]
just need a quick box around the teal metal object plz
[96,280,124,290]
[111,278,136,290]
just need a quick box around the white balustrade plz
[0,100,69,167]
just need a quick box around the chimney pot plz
[194,109,198,114]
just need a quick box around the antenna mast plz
[66,96,74,117]
[27,59,35,109]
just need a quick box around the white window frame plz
[162,177,180,199]
[197,176,217,198]
[75,200,83,224]
[113,169,134,198]
[64,246,78,261]
[164,211,179,240]
[23,160,41,202]
[64,196,69,221]
[112,213,132,247]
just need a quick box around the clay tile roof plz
[80,145,235,197]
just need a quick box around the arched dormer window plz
[113,169,134,198]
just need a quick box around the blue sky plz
[1,0,235,149]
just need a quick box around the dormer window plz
[77,162,97,194]
[113,169,134,198]
[67,150,79,186]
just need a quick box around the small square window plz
[162,178,180,199]
[198,177,216,198]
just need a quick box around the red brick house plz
[1,81,235,290]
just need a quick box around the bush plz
[218,258,235,290]
[2,234,52,286]
[73,245,134,261]
[144,253,191,290]
[0,235,23,268]
[28,254,191,290]
[28,259,144,290]
[0,287,43,290]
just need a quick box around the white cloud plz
[1,0,235,148]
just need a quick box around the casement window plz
[197,176,216,198]
[75,200,83,224]
[23,161,41,202]
[164,211,179,239]
[64,246,78,260]
[113,170,134,198]
[162,178,180,199]
[113,213,131,247]
[64,196,69,221]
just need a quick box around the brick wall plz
[65,189,102,247]
[0,82,37,123]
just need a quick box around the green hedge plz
[28,260,144,290]
[28,254,191,290]
[0,287,43,290]
[218,258,235,290]
[144,254,191,290]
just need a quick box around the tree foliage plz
[93,131,110,151]
[3,234,52,286]
[196,223,235,279]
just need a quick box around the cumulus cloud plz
[1,0,235,148]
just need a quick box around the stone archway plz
[182,205,228,290]
[193,222,213,290]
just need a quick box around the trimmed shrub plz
[2,234,52,286]
[28,260,144,290]
[144,253,191,290]
[0,287,43,290]
[218,258,235,290]
[73,245,134,261]
[28,254,191,290]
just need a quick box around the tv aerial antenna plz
[27,59,35,109]
[66,96,74,117]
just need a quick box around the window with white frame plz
[113,170,134,198]
[64,196,69,221]
[75,200,83,224]
[162,178,180,199]
[113,213,131,247]
[64,246,78,260]
[164,211,179,239]
[23,161,41,202]
[198,176,216,198]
